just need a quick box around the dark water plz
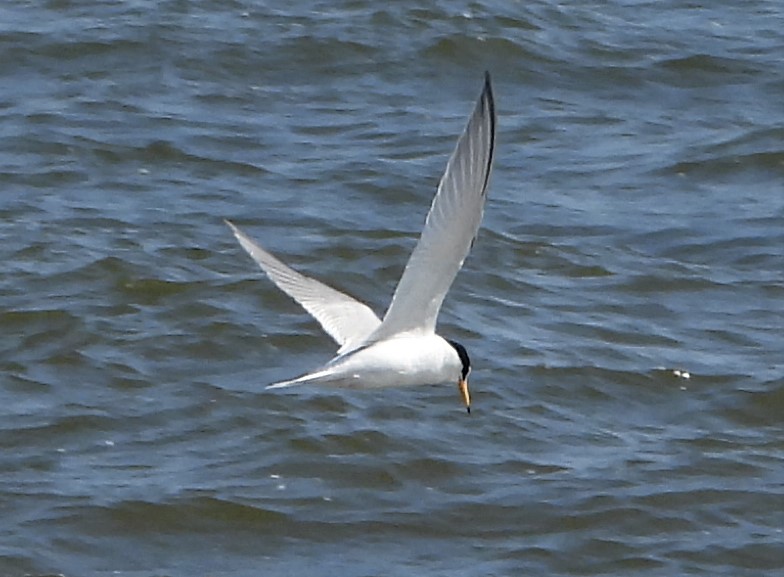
[1,1,783,575]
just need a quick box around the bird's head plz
[448,340,471,414]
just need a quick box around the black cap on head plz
[447,340,471,380]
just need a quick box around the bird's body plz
[268,333,462,390]
[227,73,496,412]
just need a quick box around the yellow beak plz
[458,378,471,414]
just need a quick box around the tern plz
[226,73,496,412]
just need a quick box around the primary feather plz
[366,72,496,343]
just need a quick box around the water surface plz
[1,1,782,576]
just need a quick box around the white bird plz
[226,73,496,412]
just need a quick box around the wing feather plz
[368,73,496,341]
[226,220,381,353]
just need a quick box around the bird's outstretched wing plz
[368,73,496,342]
[226,220,381,354]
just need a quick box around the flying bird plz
[227,73,496,412]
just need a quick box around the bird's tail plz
[265,367,336,390]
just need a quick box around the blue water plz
[1,1,782,576]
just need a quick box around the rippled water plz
[1,1,783,576]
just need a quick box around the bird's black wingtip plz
[483,71,495,107]
[483,71,495,99]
